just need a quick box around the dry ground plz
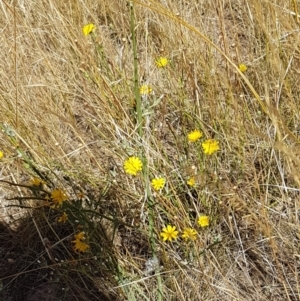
[1,0,300,300]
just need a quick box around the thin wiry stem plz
[130,1,143,138]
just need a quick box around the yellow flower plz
[238,64,247,73]
[72,231,89,252]
[198,215,209,227]
[202,139,220,155]
[139,85,153,95]
[188,130,202,142]
[124,156,143,176]
[155,57,169,68]
[74,231,86,240]
[187,176,195,187]
[72,239,89,252]
[82,23,96,36]
[30,178,46,186]
[51,189,68,206]
[151,177,166,191]
[0,151,3,159]
[160,225,178,242]
[58,212,68,223]
[182,228,198,240]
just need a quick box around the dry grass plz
[1,0,300,300]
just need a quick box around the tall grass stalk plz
[130,2,163,299]
[130,1,143,138]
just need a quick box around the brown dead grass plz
[1,0,300,300]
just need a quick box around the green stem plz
[144,167,163,301]
[130,2,162,298]
[130,1,143,137]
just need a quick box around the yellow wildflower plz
[155,57,169,68]
[74,231,85,240]
[82,23,96,36]
[160,225,178,242]
[51,189,68,206]
[72,231,89,253]
[151,177,166,191]
[188,130,202,142]
[182,228,198,240]
[30,178,46,186]
[124,156,143,176]
[238,64,247,73]
[139,85,153,95]
[58,212,68,223]
[73,239,89,252]
[187,176,195,187]
[202,139,220,155]
[0,151,3,159]
[198,215,209,227]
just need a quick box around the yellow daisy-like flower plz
[30,178,46,186]
[139,85,153,95]
[72,231,89,252]
[187,176,195,187]
[198,215,209,227]
[160,225,178,242]
[182,228,198,240]
[82,23,96,36]
[124,156,143,176]
[73,239,89,252]
[188,130,203,142]
[0,151,3,159]
[74,231,85,240]
[202,139,220,155]
[238,64,247,73]
[151,177,166,191]
[58,212,68,223]
[51,189,68,206]
[155,57,169,68]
